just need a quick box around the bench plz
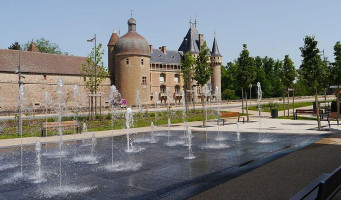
[217,112,244,126]
[291,165,341,200]
[41,121,81,137]
[327,112,339,128]
[295,109,324,120]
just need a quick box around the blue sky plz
[0,0,340,68]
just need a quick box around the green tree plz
[180,52,195,112]
[24,37,69,55]
[8,42,21,50]
[81,43,108,119]
[331,41,341,116]
[280,55,297,116]
[235,44,256,122]
[299,36,324,130]
[281,55,297,89]
[193,41,213,126]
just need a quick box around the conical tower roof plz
[108,30,119,46]
[27,42,40,52]
[211,35,221,57]
[178,23,200,54]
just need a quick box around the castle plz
[0,17,222,112]
[107,17,222,105]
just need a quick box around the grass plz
[0,109,219,140]
[248,102,314,112]
[278,115,317,120]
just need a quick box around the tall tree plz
[81,43,108,119]
[24,37,69,55]
[281,55,297,90]
[332,41,341,116]
[8,42,21,50]
[180,52,195,112]
[235,44,256,122]
[281,55,297,116]
[193,41,213,127]
[299,36,324,130]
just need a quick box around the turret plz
[108,30,119,85]
[210,34,222,101]
[113,17,151,106]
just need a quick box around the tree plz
[281,55,297,116]
[81,43,108,119]
[193,41,213,127]
[299,36,324,130]
[235,44,256,122]
[181,52,195,112]
[8,42,21,50]
[331,41,341,116]
[23,37,69,55]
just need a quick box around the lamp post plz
[87,34,97,116]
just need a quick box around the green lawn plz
[0,109,218,140]
[248,101,314,112]
[277,115,317,120]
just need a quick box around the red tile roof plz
[0,49,87,76]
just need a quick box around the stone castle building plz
[0,17,222,112]
[108,17,222,106]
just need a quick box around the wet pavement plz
[0,130,328,199]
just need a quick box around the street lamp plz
[87,34,97,115]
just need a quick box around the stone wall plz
[0,73,111,113]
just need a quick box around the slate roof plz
[211,36,222,57]
[150,49,183,64]
[178,24,200,54]
[0,49,87,75]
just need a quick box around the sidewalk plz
[190,132,341,200]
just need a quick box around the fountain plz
[72,84,83,138]
[136,90,142,113]
[154,92,159,126]
[32,141,45,183]
[236,121,241,141]
[109,85,121,165]
[56,78,65,187]
[166,118,171,145]
[150,122,156,143]
[44,92,52,153]
[215,86,227,141]
[256,82,274,143]
[184,129,195,159]
[18,84,28,176]
[125,107,133,152]
[81,122,90,146]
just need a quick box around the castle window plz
[174,74,179,83]
[43,75,47,80]
[142,76,147,85]
[126,58,129,65]
[141,59,144,65]
[160,85,166,93]
[175,85,180,93]
[160,73,166,83]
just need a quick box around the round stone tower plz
[114,17,151,106]
[210,35,222,101]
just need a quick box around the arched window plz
[126,58,129,65]
[141,59,144,65]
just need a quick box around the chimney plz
[199,34,204,48]
[149,45,153,53]
[159,46,167,53]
